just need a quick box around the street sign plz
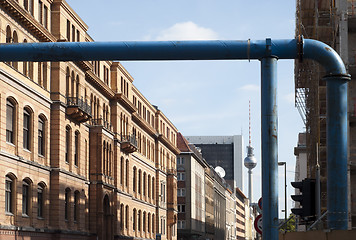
[258,197,262,210]
[254,214,262,235]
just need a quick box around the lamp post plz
[278,161,287,221]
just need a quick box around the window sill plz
[5,212,14,216]
[22,214,29,218]
[23,148,31,153]
[37,217,44,220]
[6,142,16,147]
[38,154,45,158]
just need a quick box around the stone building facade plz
[0,0,178,239]
[177,133,248,240]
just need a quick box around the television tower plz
[244,100,257,205]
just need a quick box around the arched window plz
[120,204,124,230]
[74,190,80,222]
[152,177,155,200]
[71,71,75,98]
[133,208,137,231]
[37,183,45,218]
[143,172,146,196]
[23,108,31,150]
[6,98,16,144]
[152,214,155,233]
[103,141,106,173]
[23,39,29,77]
[125,159,129,188]
[125,205,129,229]
[133,167,137,192]
[65,188,71,220]
[65,126,71,163]
[66,67,70,97]
[76,75,79,98]
[138,170,142,194]
[6,26,12,43]
[148,175,151,198]
[38,115,45,156]
[12,31,18,69]
[22,178,32,216]
[143,211,146,232]
[74,131,79,167]
[138,210,141,232]
[148,213,151,233]
[43,62,48,89]
[120,157,124,185]
[5,174,16,213]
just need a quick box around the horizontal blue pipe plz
[0,39,298,61]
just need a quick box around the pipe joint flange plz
[322,74,351,82]
[297,35,304,63]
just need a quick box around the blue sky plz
[66,0,304,217]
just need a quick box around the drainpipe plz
[0,36,349,234]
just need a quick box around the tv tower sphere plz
[244,146,257,169]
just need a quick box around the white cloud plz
[153,21,219,41]
[239,84,260,91]
[284,92,295,103]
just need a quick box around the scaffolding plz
[295,0,338,215]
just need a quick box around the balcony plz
[120,134,138,154]
[66,97,92,123]
[90,117,113,132]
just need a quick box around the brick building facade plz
[0,0,178,239]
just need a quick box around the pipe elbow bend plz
[303,39,350,78]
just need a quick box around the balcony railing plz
[167,168,177,176]
[66,97,92,122]
[90,117,113,132]
[120,134,138,153]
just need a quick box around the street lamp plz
[278,161,287,222]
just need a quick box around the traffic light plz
[291,178,316,219]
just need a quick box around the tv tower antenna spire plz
[244,100,257,205]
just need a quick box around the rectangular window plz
[76,30,80,42]
[177,220,186,229]
[38,118,44,155]
[44,5,48,29]
[5,178,12,213]
[72,25,75,43]
[66,20,70,41]
[38,1,43,24]
[177,172,185,181]
[178,204,185,213]
[24,0,28,11]
[177,188,186,197]
[22,183,29,215]
[177,157,185,165]
[29,0,33,15]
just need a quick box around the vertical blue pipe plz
[325,76,349,229]
[261,56,279,239]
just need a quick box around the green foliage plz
[279,214,296,232]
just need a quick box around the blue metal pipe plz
[0,37,350,233]
[0,39,298,61]
[326,76,349,229]
[261,56,279,239]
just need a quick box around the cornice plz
[132,112,157,138]
[85,70,115,99]
[0,0,57,42]
[114,92,137,113]
[158,134,180,155]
